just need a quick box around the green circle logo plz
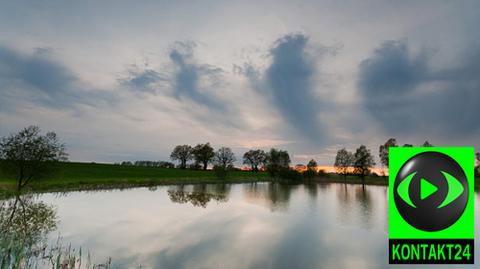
[394,151,468,231]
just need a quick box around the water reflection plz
[355,186,373,229]
[243,182,300,211]
[2,183,476,269]
[167,184,229,208]
[0,195,57,266]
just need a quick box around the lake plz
[2,182,479,268]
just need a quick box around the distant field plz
[0,162,478,196]
[0,162,269,195]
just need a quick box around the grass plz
[0,162,478,196]
[0,162,269,196]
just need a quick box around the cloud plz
[358,40,480,138]
[120,68,166,94]
[0,46,115,111]
[245,34,326,143]
[168,41,226,112]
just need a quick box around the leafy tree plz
[243,149,266,171]
[213,147,236,180]
[353,145,376,185]
[476,152,480,177]
[422,141,433,147]
[334,148,354,182]
[303,159,318,180]
[307,159,317,170]
[170,145,193,169]
[192,143,215,170]
[403,144,413,147]
[265,148,291,178]
[379,138,397,167]
[0,126,67,191]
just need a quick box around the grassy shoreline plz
[0,162,478,197]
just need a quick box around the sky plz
[0,0,479,166]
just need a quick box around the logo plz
[389,147,474,264]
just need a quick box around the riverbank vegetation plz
[0,126,479,197]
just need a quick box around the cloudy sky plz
[0,0,479,165]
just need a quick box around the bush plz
[188,163,202,170]
[213,165,228,180]
[302,169,317,180]
[277,168,302,181]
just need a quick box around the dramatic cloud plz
[250,34,325,143]
[0,46,114,111]
[358,40,480,139]
[169,42,226,112]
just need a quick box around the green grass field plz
[0,162,269,196]
[0,162,478,197]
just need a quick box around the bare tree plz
[334,148,354,183]
[243,149,266,171]
[422,141,433,147]
[170,145,193,169]
[213,147,236,180]
[0,126,67,191]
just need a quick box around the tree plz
[422,141,433,147]
[353,145,376,185]
[243,149,266,172]
[307,159,317,170]
[265,148,291,178]
[403,144,413,147]
[303,159,318,180]
[379,138,397,168]
[476,152,480,177]
[192,143,215,170]
[170,145,193,169]
[0,126,67,191]
[213,147,236,169]
[334,148,354,183]
[213,147,236,180]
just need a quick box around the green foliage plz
[303,159,318,180]
[353,145,376,183]
[302,169,317,180]
[243,149,267,171]
[306,159,317,170]
[212,147,236,180]
[378,138,397,167]
[0,126,68,191]
[0,162,269,194]
[170,145,193,169]
[278,168,302,181]
[265,148,291,178]
[334,148,353,180]
[192,143,215,170]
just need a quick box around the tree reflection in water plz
[167,184,229,208]
[243,182,299,211]
[0,194,112,268]
[0,194,57,267]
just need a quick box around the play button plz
[420,178,438,200]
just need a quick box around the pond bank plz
[0,162,478,197]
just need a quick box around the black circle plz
[394,151,468,231]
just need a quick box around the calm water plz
[3,182,480,268]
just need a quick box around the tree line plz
[115,160,175,168]
[0,126,479,191]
